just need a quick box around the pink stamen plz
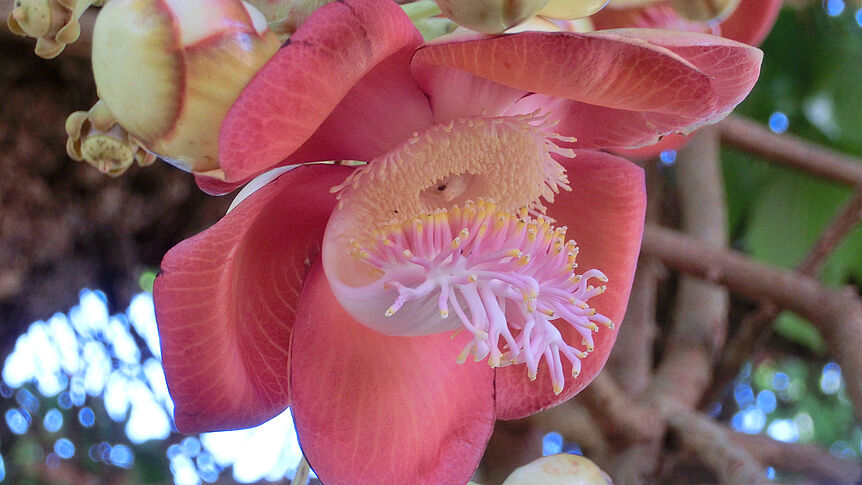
[354,199,613,394]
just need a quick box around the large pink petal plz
[495,150,646,419]
[502,30,761,149]
[154,164,351,432]
[291,264,495,485]
[720,0,781,46]
[412,30,718,118]
[219,0,431,182]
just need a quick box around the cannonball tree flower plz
[154,0,761,482]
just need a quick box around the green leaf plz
[773,312,827,355]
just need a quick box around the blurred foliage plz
[725,5,862,354]
[722,3,862,463]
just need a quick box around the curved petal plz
[604,29,762,112]
[291,264,495,485]
[719,0,781,46]
[504,30,761,149]
[495,150,645,419]
[412,30,720,118]
[154,164,351,432]
[219,0,431,182]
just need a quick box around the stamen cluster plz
[352,199,613,394]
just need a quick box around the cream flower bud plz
[434,0,551,34]
[91,0,280,177]
[668,0,741,22]
[66,100,156,177]
[244,0,336,37]
[7,0,94,58]
[538,0,609,20]
[502,454,614,485]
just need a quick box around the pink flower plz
[153,0,761,483]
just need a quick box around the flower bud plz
[435,0,551,34]
[669,0,741,22]
[91,0,280,177]
[538,0,610,20]
[7,0,93,58]
[244,0,336,37]
[66,100,156,177]
[502,454,614,485]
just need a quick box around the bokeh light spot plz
[78,407,96,427]
[542,432,563,456]
[820,362,843,394]
[5,408,29,434]
[659,150,677,166]
[43,408,63,432]
[55,438,76,459]
[110,444,135,468]
[824,0,845,16]
[768,112,789,133]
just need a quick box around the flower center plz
[322,113,612,393]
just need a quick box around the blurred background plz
[2,0,862,483]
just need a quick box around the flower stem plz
[401,0,442,21]
[293,455,311,485]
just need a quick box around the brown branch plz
[576,373,663,443]
[666,407,769,485]
[641,224,862,419]
[720,116,862,186]
[707,184,862,404]
[732,432,862,485]
[648,128,729,408]
[1,2,98,59]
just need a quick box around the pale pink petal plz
[507,93,698,150]
[154,164,351,432]
[592,3,712,33]
[495,150,645,419]
[719,0,782,46]
[411,60,530,122]
[291,264,495,484]
[219,0,431,182]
